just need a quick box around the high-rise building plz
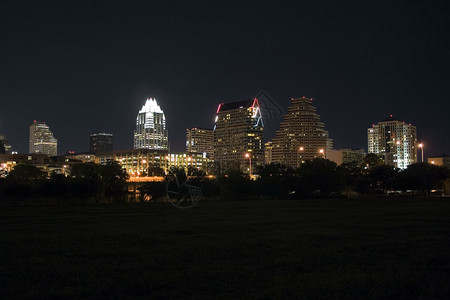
[90,132,113,153]
[29,121,57,156]
[367,115,417,169]
[270,97,332,168]
[213,98,264,174]
[134,98,168,150]
[186,128,214,160]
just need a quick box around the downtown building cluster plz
[1,95,444,180]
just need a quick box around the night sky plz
[1,1,449,158]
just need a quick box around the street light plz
[298,146,304,168]
[319,148,324,158]
[245,153,252,178]
[418,143,424,163]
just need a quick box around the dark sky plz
[1,0,449,158]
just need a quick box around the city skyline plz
[1,2,449,157]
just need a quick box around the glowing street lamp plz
[418,143,424,162]
[298,146,304,168]
[319,148,325,158]
[245,153,252,178]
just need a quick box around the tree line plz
[0,154,448,204]
[0,162,129,203]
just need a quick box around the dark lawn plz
[1,198,450,299]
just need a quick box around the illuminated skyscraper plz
[134,98,168,150]
[270,97,332,167]
[213,98,264,174]
[90,132,113,153]
[368,115,417,169]
[29,121,58,156]
[186,128,214,159]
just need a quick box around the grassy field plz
[1,198,450,299]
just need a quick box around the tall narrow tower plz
[270,97,332,167]
[213,98,264,174]
[29,121,58,156]
[134,98,168,150]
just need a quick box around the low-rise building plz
[328,149,366,165]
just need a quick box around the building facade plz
[29,121,58,156]
[367,115,417,169]
[428,154,450,168]
[186,128,214,160]
[328,149,366,165]
[97,149,210,178]
[270,97,332,168]
[213,98,264,174]
[264,141,273,164]
[98,149,169,177]
[90,132,113,153]
[167,152,211,174]
[134,98,168,150]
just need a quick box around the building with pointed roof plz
[134,98,168,150]
[213,98,264,174]
[367,115,417,169]
[269,97,332,168]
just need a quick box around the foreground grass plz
[1,198,450,299]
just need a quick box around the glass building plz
[368,115,417,169]
[29,121,58,156]
[213,98,264,174]
[134,98,168,150]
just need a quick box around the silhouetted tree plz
[256,163,296,198]
[368,165,399,194]
[0,140,5,154]
[217,170,253,200]
[338,161,364,196]
[296,158,344,197]
[99,162,129,202]
[8,164,46,180]
[396,163,449,195]
[361,153,384,169]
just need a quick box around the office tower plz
[0,134,12,153]
[186,127,214,159]
[90,132,113,153]
[29,121,58,156]
[213,98,264,174]
[134,98,168,150]
[367,115,417,169]
[270,97,333,168]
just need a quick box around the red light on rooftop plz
[216,103,222,114]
